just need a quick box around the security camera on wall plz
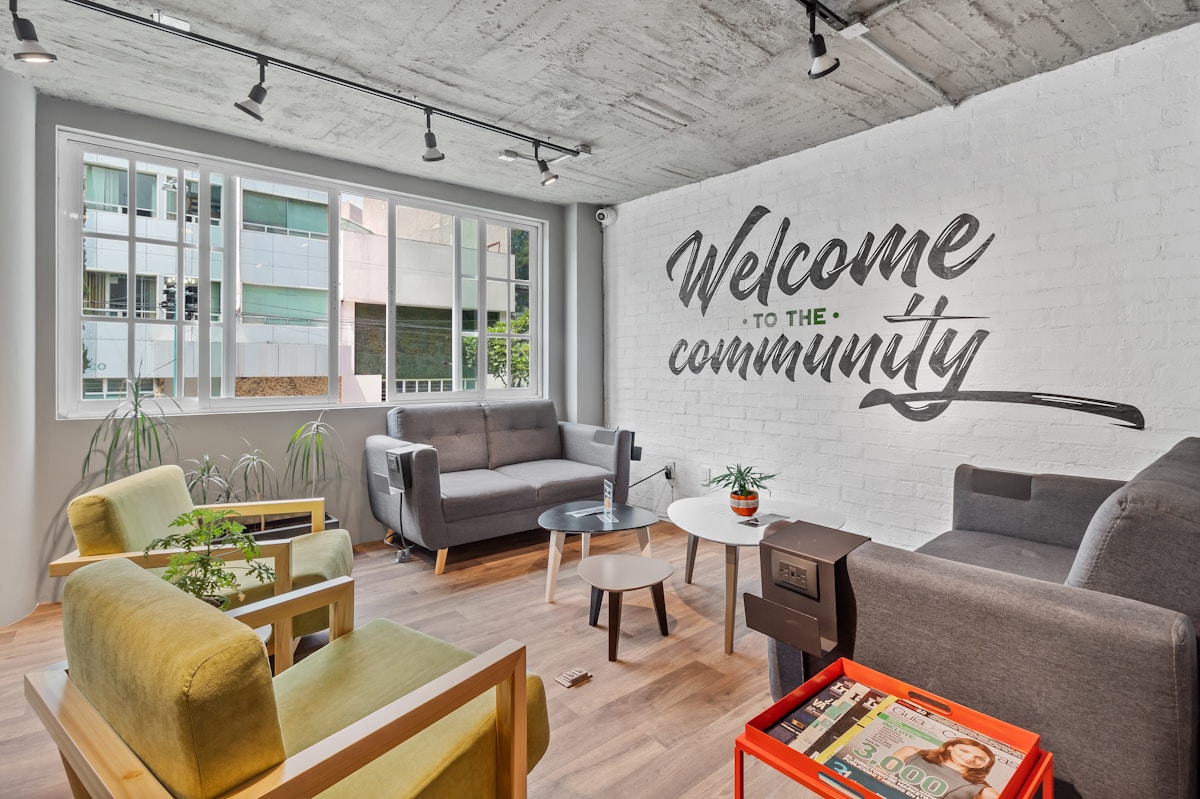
[596,207,617,227]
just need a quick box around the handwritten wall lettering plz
[664,206,1145,429]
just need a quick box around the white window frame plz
[55,129,546,419]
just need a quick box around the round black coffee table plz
[538,500,659,603]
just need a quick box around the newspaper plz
[766,677,1028,799]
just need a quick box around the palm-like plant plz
[184,454,233,504]
[82,376,180,482]
[230,441,277,531]
[705,463,779,497]
[284,411,342,498]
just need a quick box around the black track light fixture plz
[235,57,268,121]
[422,108,445,162]
[534,142,558,187]
[10,0,56,63]
[806,2,840,79]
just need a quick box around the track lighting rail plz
[59,0,584,158]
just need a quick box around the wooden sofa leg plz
[435,549,448,575]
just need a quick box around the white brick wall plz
[605,23,1200,550]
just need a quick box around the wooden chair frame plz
[25,576,529,799]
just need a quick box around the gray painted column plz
[0,70,38,625]
[563,203,605,425]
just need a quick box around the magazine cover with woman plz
[766,677,1028,799]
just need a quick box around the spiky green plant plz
[184,454,233,504]
[230,441,277,531]
[284,411,342,498]
[82,376,180,482]
[704,463,779,496]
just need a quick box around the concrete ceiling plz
[6,0,1199,206]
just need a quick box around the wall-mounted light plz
[234,56,268,121]
[10,0,56,63]
[421,108,445,162]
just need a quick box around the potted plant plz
[82,374,180,482]
[184,454,233,504]
[284,410,343,499]
[705,463,779,516]
[143,507,275,609]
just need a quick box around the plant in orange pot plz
[705,463,779,516]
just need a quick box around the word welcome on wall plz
[664,205,1144,429]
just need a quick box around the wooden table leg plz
[685,532,698,583]
[724,544,739,654]
[545,530,565,603]
[637,525,652,557]
[650,582,669,636]
[589,586,603,626]
[608,591,622,661]
[581,532,591,559]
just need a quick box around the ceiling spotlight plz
[10,0,56,63]
[806,2,839,79]
[534,143,557,187]
[422,108,445,162]
[235,56,269,121]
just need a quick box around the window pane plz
[134,162,177,240]
[461,333,478,391]
[461,218,478,278]
[486,223,508,278]
[395,205,454,394]
[341,194,389,403]
[81,321,127,398]
[181,324,199,399]
[82,238,129,316]
[511,229,530,280]
[135,323,177,395]
[236,180,330,398]
[83,154,129,231]
[460,278,478,333]
[136,243,176,320]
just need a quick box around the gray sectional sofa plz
[365,399,633,574]
[770,437,1200,799]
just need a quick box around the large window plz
[57,132,544,417]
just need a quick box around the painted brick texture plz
[605,23,1200,549]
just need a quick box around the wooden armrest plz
[26,637,528,799]
[25,669,173,798]
[226,576,354,672]
[48,542,293,596]
[225,639,528,799]
[197,498,327,532]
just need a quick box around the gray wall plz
[0,71,38,626]
[21,97,602,611]
[564,203,606,425]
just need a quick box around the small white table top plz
[667,494,846,547]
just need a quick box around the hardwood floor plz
[0,520,818,798]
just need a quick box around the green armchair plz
[51,464,354,650]
[26,558,550,799]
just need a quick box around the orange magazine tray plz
[735,658,1054,799]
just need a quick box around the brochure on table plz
[600,479,616,523]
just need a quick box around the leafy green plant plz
[144,508,275,609]
[230,441,277,531]
[184,454,233,504]
[82,376,180,482]
[284,411,342,497]
[705,463,779,497]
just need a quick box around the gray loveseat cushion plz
[484,402,561,469]
[440,470,537,522]
[495,459,613,506]
[390,403,489,473]
[917,529,1078,583]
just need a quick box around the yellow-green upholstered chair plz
[25,558,550,799]
[51,464,354,643]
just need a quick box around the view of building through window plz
[63,134,541,415]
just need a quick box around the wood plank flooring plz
[0,520,818,798]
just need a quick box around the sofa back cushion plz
[1068,437,1200,630]
[68,464,195,555]
[485,400,562,468]
[390,403,489,473]
[63,559,285,799]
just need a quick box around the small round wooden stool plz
[578,554,674,661]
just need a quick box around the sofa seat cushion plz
[916,529,1077,584]
[273,618,550,799]
[440,470,537,523]
[495,459,611,506]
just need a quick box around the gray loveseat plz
[365,400,633,574]
[770,437,1200,799]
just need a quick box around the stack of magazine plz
[765,676,1030,799]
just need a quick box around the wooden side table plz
[578,554,674,661]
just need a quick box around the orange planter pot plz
[730,491,759,516]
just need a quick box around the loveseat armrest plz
[951,464,1125,548]
[559,422,633,503]
[830,542,1196,799]
[364,435,448,551]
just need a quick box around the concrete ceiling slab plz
[5,0,1198,205]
